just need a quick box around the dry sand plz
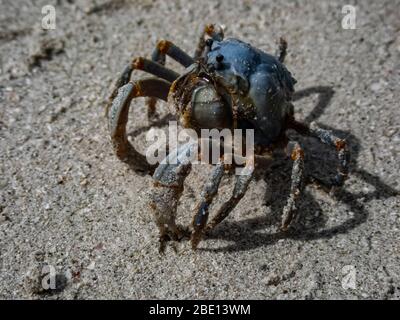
[0,0,399,299]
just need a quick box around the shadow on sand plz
[202,86,399,252]
[127,86,398,252]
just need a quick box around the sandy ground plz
[0,0,399,299]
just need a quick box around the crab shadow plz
[200,86,399,252]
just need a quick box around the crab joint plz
[205,24,215,36]
[157,40,172,54]
[291,146,304,161]
[132,57,144,70]
[130,82,143,97]
[335,139,347,151]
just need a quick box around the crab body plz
[206,38,297,145]
[169,37,297,147]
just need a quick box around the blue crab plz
[106,24,349,252]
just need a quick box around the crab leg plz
[145,40,195,118]
[149,142,198,253]
[277,37,288,63]
[309,122,349,187]
[191,161,225,249]
[108,78,170,172]
[290,120,350,188]
[281,141,305,231]
[151,40,195,68]
[105,57,178,116]
[204,155,255,236]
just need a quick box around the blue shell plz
[206,38,296,145]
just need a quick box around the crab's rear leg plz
[107,37,193,118]
[147,40,195,118]
[108,78,170,172]
[290,120,350,189]
[309,122,349,188]
[202,155,255,240]
[281,141,305,231]
[277,37,288,63]
[105,57,179,117]
[151,39,195,68]
[149,142,198,253]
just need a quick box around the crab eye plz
[191,85,231,129]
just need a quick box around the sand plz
[0,0,399,299]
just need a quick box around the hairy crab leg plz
[108,78,170,172]
[203,155,255,236]
[149,142,198,253]
[191,161,226,249]
[281,141,305,231]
